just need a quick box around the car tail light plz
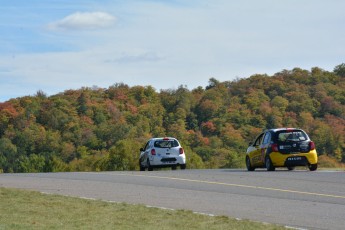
[179,147,184,155]
[271,143,279,152]
[309,141,315,150]
[151,149,156,155]
[163,137,170,140]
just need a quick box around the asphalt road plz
[1,169,345,230]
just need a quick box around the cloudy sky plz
[1,0,344,102]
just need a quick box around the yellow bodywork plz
[269,150,318,166]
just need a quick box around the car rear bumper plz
[270,150,318,167]
[149,155,186,166]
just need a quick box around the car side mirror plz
[140,148,144,151]
[248,141,253,146]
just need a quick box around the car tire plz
[139,160,145,171]
[147,160,153,171]
[265,156,275,171]
[139,165,145,171]
[180,164,186,170]
[308,163,317,171]
[246,156,255,171]
[287,166,295,171]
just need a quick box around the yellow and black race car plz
[246,128,318,171]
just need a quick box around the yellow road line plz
[114,173,345,199]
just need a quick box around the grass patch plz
[0,187,285,230]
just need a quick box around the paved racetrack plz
[1,169,345,229]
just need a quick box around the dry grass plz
[318,155,345,169]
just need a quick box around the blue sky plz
[1,0,344,102]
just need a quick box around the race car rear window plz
[154,140,179,148]
[277,130,308,142]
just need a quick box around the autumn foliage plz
[0,64,345,172]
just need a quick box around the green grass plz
[0,187,285,230]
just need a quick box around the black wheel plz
[139,160,145,171]
[287,166,295,171]
[147,160,153,171]
[246,156,255,171]
[265,157,275,171]
[308,163,317,171]
[180,164,186,170]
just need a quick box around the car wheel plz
[287,166,295,171]
[139,160,145,171]
[147,160,153,171]
[308,163,317,171]
[180,164,186,170]
[246,156,255,171]
[265,156,275,171]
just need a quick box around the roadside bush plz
[318,155,345,169]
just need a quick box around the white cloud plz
[106,52,165,64]
[48,12,116,30]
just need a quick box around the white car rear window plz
[154,140,179,148]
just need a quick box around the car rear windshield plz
[154,140,179,148]
[276,130,308,143]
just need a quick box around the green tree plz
[77,92,89,115]
[271,96,289,112]
[310,120,337,156]
[103,140,140,171]
[18,154,45,173]
[182,145,204,169]
[334,63,345,77]
[1,65,345,172]
[0,137,18,172]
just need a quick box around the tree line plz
[0,64,345,172]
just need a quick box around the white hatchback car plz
[139,137,186,171]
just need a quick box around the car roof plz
[149,137,178,141]
[267,128,303,133]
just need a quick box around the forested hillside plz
[1,64,345,173]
